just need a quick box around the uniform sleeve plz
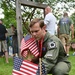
[44,40,60,61]
[42,40,60,72]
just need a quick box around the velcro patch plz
[48,41,56,49]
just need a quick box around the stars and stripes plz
[36,62,47,75]
[12,57,24,75]
[20,60,38,75]
[20,34,39,58]
[12,57,38,75]
[13,33,47,75]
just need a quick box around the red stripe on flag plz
[20,60,38,75]
[22,51,28,57]
[26,40,36,48]
[21,38,27,51]
[12,69,26,75]
[21,38,39,57]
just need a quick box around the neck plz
[40,31,46,40]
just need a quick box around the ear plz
[43,25,46,30]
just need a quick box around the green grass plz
[68,51,75,75]
[0,57,13,75]
[0,51,75,75]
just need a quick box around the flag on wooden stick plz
[12,57,38,75]
[20,60,38,75]
[20,34,39,58]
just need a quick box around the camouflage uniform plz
[42,32,71,75]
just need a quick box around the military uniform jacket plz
[42,32,71,72]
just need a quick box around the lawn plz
[0,57,13,75]
[0,51,75,75]
[68,51,75,75]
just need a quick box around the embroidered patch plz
[42,47,46,51]
[48,41,56,49]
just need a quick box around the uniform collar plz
[43,32,52,43]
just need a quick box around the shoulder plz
[50,35,61,42]
[0,24,6,28]
[58,18,64,24]
[46,35,61,50]
[2,24,6,28]
[45,13,52,18]
[45,32,61,43]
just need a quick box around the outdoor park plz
[0,0,75,75]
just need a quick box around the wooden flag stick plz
[39,38,44,75]
[39,58,42,75]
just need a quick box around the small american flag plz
[12,57,38,75]
[12,57,24,75]
[20,60,38,75]
[36,62,47,75]
[20,34,39,58]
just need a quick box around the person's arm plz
[70,24,74,39]
[5,32,8,38]
[44,14,50,26]
[4,26,8,38]
[42,40,60,72]
[57,19,61,38]
[57,25,60,38]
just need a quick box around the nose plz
[32,32,36,36]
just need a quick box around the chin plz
[35,38,39,40]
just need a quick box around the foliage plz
[0,0,44,34]
[0,0,75,32]
[0,0,16,28]
[46,1,75,19]
[70,12,75,28]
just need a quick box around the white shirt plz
[44,13,57,35]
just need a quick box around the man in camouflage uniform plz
[29,18,71,75]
